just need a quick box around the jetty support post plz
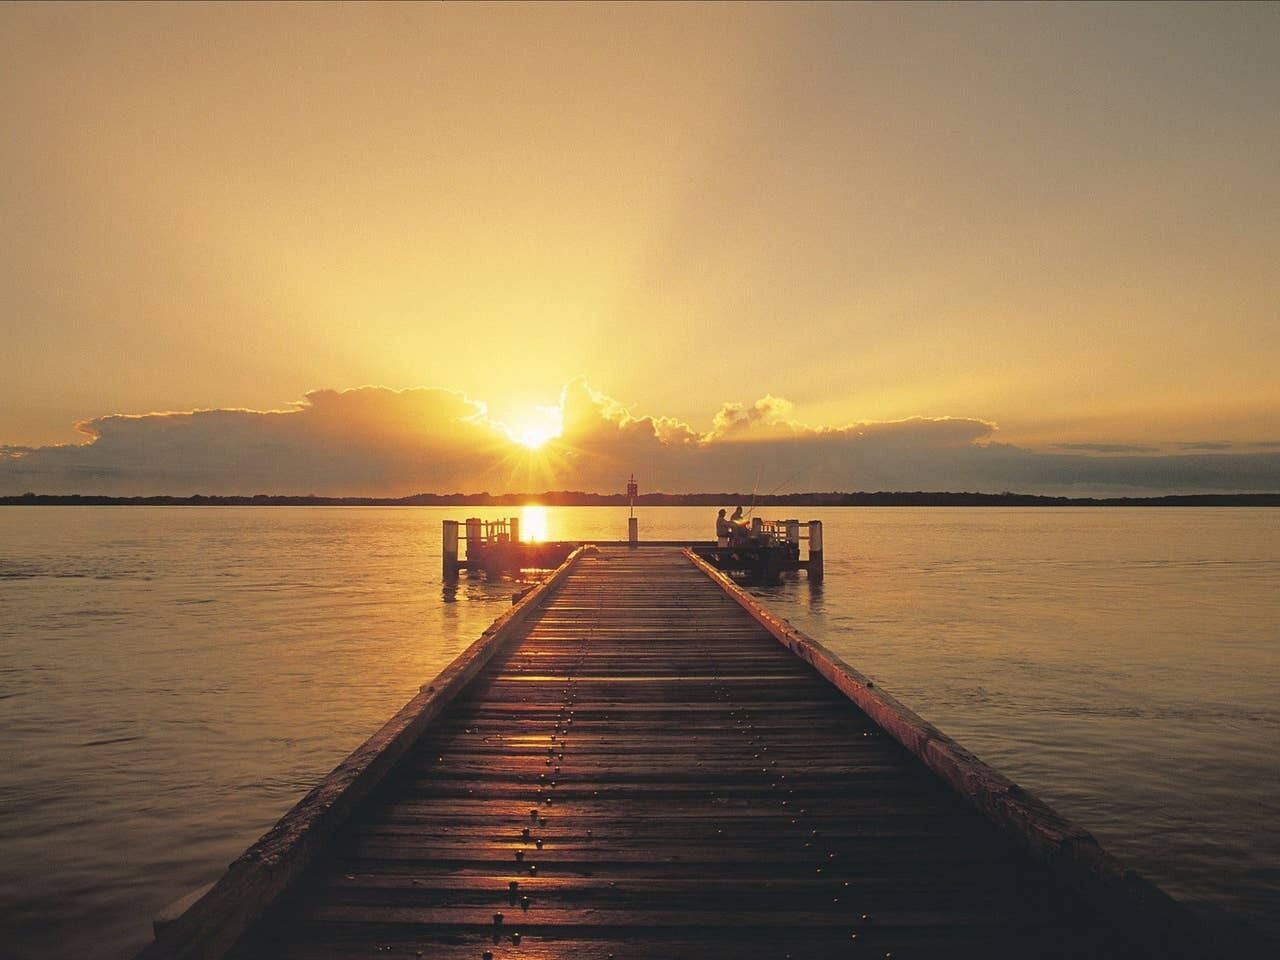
[785,519,800,562]
[510,516,520,544]
[465,518,482,570]
[442,520,460,581]
[628,516,638,545]
[808,519,824,581]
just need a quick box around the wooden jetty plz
[140,546,1223,960]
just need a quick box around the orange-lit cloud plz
[1,381,1277,497]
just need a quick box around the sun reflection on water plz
[520,505,549,542]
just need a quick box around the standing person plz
[716,509,731,543]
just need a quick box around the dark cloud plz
[954,446,1280,496]
[1,381,1278,496]
[1052,442,1161,454]
[0,387,511,495]
[1176,441,1234,451]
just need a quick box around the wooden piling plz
[808,519,824,581]
[441,520,460,580]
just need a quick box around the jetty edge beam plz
[137,546,588,960]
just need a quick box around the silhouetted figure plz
[728,505,753,546]
[716,508,731,542]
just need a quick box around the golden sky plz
[1,2,1277,493]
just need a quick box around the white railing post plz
[443,520,460,580]
[807,520,824,581]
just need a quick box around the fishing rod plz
[742,462,815,518]
[746,465,761,519]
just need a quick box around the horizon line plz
[3,491,1278,507]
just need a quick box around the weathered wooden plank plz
[316,869,1046,903]
[234,926,1098,960]
[307,901,1069,929]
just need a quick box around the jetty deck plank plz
[227,547,1160,959]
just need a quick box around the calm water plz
[1,506,1276,957]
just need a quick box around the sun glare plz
[514,425,556,449]
[520,505,549,542]
[507,406,563,450]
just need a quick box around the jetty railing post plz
[510,516,520,544]
[808,520,824,581]
[442,520,460,580]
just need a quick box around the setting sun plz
[513,425,556,450]
[506,406,563,450]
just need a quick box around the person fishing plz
[727,505,754,546]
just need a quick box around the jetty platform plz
[141,546,1215,960]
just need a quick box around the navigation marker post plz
[627,473,638,545]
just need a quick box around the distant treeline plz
[3,491,1278,507]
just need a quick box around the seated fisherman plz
[728,505,754,546]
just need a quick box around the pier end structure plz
[443,515,823,582]
[442,516,576,579]
[700,516,824,581]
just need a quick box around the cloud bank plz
[2,380,1277,496]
